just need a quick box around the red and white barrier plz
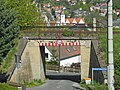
[37,41,80,46]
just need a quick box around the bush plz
[0,83,17,90]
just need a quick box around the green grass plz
[99,28,120,89]
[0,83,17,90]
[99,28,120,63]
[23,79,45,88]
[0,38,19,73]
[80,80,108,90]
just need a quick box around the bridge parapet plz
[80,40,91,48]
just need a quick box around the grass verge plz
[23,79,45,88]
[80,80,108,90]
[0,83,17,90]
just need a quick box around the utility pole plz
[107,0,114,90]
[93,18,96,31]
[58,40,61,73]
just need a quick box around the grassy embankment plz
[0,83,17,90]
[0,38,19,73]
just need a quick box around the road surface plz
[27,80,79,90]
[27,71,81,90]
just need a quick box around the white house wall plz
[45,46,52,61]
[79,19,85,24]
[60,55,81,67]
[45,46,81,66]
[72,19,77,24]
[61,14,65,23]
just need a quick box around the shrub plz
[23,79,45,88]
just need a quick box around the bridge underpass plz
[38,40,82,83]
[8,26,107,84]
[9,38,92,83]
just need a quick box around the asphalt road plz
[26,80,79,90]
[27,71,81,90]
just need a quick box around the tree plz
[50,47,58,61]
[6,0,43,26]
[51,8,55,16]
[64,10,70,18]
[0,1,19,62]
[113,0,120,9]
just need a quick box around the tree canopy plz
[113,0,120,9]
[6,0,43,26]
[0,1,19,63]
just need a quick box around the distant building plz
[45,45,81,67]
[90,3,107,16]
[65,18,85,24]
[114,10,120,16]
[60,14,85,25]
[60,14,65,24]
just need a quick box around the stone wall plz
[80,40,91,80]
[10,40,45,83]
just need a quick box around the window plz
[66,48,71,53]
[45,53,48,58]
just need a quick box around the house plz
[114,10,120,16]
[42,3,51,12]
[45,45,81,67]
[42,3,51,8]
[90,3,107,16]
[52,6,64,11]
[60,14,85,25]
[90,6,100,12]
[99,4,107,16]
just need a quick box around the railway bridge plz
[8,26,106,84]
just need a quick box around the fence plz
[46,64,80,73]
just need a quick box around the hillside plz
[100,28,120,89]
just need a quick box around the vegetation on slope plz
[0,1,19,65]
[0,0,44,73]
[100,28,120,90]
[0,39,19,73]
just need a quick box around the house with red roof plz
[45,45,81,67]
[114,10,120,16]
[60,14,85,25]
[65,18,85,24]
